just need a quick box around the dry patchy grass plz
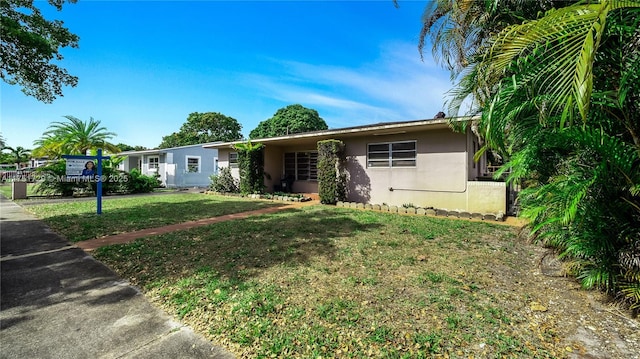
[93,205,588,358]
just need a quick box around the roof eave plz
[203,117,475,149]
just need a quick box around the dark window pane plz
[369,152,390,160]
[392,142,415,151]
[368,144,389,152]
[392,151,416,159]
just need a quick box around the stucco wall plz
[343,129,467,204]
[341,129,504,213]
[120,145,219,188]
[219,146,320,193]
[217,148,240,180]
[466,181,506,213]
[263,147,283,192]
[169,146,218,187]
[215,128,506,213]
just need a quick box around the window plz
[148,156,159,170]
[229,152,238,168]
[367,141,416,168]
[284,151,318,181]
[186,156,200,173]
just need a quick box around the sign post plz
[62,149,110,215]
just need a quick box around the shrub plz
[126,168,159,193]
[234,141,265,194]
[209,166,238,193]
[317,139,346,204]
[34,159,133,196]
[34,160,78,196]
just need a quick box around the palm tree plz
[420,0,640,309]
[33,116,119,158]
[468,1,640,308]
[5,146,31,168]
[416,0,577,112]
[475,1,640,139]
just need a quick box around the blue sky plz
[1,0,454,150]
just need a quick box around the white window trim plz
[186,155,201,173]
[367,140,417,168]
[148,155,160,171]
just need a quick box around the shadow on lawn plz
[34,197,285,242]
[94,206,380,286]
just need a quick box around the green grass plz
[0,183,38,199]
[89,205,566,358]
[24,193,283,241]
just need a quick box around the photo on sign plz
[66,159,96,176]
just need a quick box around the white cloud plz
[238,41,454,128]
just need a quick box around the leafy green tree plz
[249,104,327,139]
[159,112,243,148]
[1,0,79,103]
[33,115,119,158]
[115,143,148,152]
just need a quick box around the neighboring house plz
[119,143,220,188]
[204,118,509,214]
[29,157,50,168]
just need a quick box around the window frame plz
[186,155,201,173]
[148,155,160,170]
[228,152,239,168]
[367,140,417,168]
[284,151,318,181]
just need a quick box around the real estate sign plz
[65,159,88,176]
[62,149,109,214]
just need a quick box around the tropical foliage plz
[33,116,119,158]
[159,112,243,148]
[3,145,31,167]
[0,0,79,102]
[127,168,161,194]
[234,141,265,194]
[249,104,327,139]
[34,159,158,196]
[420,0,640,310]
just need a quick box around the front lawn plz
[93,205,571,358]
[0,182,38,199]
[25,193,283,241]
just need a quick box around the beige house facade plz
[205,118,507,214]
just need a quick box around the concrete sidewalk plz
[0,196,234,359]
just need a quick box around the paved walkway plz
[0,196,234,359]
